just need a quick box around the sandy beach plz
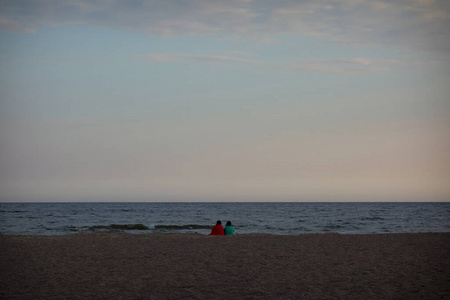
[1,233,449,299]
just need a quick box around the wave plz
[155,224,212,230]
[86,224,212,232]
[360,217,385,221]
[89,224,150,231]
[324,224,344,229]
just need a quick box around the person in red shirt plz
[209,220,224,235]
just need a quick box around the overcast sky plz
[1,0,449,202]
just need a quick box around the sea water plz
[0,202,449,235]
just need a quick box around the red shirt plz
[209,224,224,235]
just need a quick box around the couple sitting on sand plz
[209,220,234,235]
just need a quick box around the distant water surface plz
[1,202,449,235]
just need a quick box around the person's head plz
[226,221,232,226]
[216,220,222,225]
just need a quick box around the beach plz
[1,233,449,299]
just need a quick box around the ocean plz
[1,202,449,236]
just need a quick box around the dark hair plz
[216,220,222,225]
[226,221,232,226]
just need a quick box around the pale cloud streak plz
[0,16,35,33]
[0,0,449,52]
[142,53,262,64]
[278,58,442,73]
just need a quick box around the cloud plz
[142,53,262,64]
[0,16,35,33]
[277,58,442,73]
[229,50,253,57]
[268,0,450,52]
[143,54,176,62]
[0,0,449,52]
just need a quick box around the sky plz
[0,0,449,202]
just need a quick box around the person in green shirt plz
[224,221,235,235]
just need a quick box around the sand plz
[1,232,449,299]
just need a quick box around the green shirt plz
[224,225,235,235]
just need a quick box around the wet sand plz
[1,233,449,299]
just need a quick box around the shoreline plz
[1,230,450,236]
[1,232,449,299]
